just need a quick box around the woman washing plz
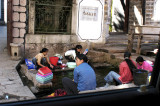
[64,45,82,62]
[136,56,153,83]
[136,56,153,73]
[32,48,54,70]
[62,54,97,95]
[104,52,137,86]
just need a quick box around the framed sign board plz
[77,0,104,40]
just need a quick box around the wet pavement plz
[0,26,7,52]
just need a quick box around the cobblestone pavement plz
[0,26,35,103]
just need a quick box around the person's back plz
[104,52,136,85]
[74,63,96,91]
[119,61,135,83]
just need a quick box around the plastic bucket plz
[133,69,148,86]
[50,57,59,66]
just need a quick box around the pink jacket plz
[137,61,153,72]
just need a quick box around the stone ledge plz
[20,64,53,91]
[79,83,137,94]
[25,34,78,44]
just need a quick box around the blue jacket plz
[74,63,97,91]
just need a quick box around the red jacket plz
[118,60,136,84]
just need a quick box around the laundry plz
[36,67,53,84]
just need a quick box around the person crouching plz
[62,54,97,95]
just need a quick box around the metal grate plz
[35,0,72,34]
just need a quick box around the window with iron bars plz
[35,0,72,34]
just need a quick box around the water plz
[18,65,119,98]
[52,66,119,91]
[95,66,119,87]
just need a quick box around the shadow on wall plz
[113,8,125,32]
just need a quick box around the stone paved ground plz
[0,26,35,103]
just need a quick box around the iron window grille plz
[35,0,72,34]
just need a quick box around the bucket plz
[133,69,148,86]
[67,62,76,69]
[50,57,59,66]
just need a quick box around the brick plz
[13,38,24,44]
[13,22,26,28]
[12,12,19,21]
[13,28,20,37]
[20,29,26,37]
[20,13,26,22]
[20,0,27,6]
[13,0,19,5]
[13,6,26,12]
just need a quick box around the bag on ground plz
[25,59,37,69]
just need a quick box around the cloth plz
[65,50,76,60]
[118,60,136,84]
[104,71,122,84]
[74,63,97,91]
[137,61,153,72]
[62,77,78,95]
[35,53,47,65]
[65,56,75,62]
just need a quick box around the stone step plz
[107,36,128,40]
[106,39,128,44]
[105,43,128,47]
[20,65,53,92]
[93,47,127,53]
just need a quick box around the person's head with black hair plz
[124,51,131,59]
[73,45,82,55]
[136,56,145,66]
[75,54,88,66]
[124,52,137,74]
[40,48,49,56]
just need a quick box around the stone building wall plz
[128,0,160,33]
[12,0,27,56]
[128,0,143,33]
[145,0,154,25]
[13,0,111,58]
[145,0,160,25]
[11,0,158,58]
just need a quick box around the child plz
[32,48,54,70]
[64,45,82,62]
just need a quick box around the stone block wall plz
[145,0,160,25]
[128,0,143,33]
[145,0,154,25]
[128,0,159,33]
[12,0,27,56]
